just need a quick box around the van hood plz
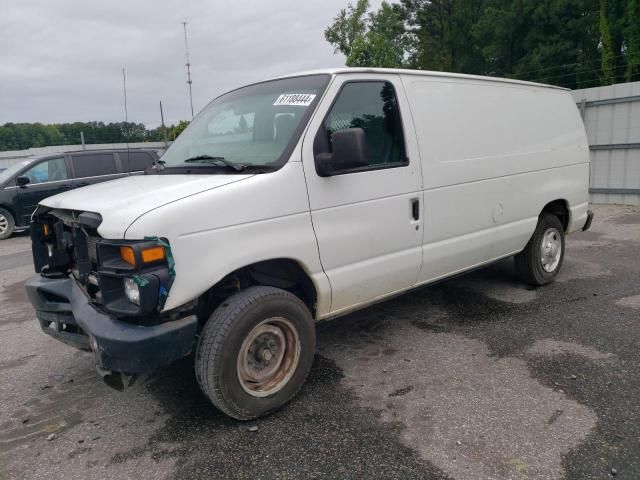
[38,173,254,238]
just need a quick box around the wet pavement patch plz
[323,324,597,480]
[527,354,640,480]
[0,251,32,272]
[120,355,451,480]
[0,369,97,453]
[0,354,37,372]
[527,339,614,361]
[615,294,640,310]
[0,278,32,325]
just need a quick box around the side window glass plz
[315,81,406,170]
[72,153,118,178]
[122,151,155,172]
[23,158,68,184]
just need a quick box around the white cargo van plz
[26,68,592,419]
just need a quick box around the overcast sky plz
[0,0,382,127]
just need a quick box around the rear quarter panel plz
[401,75,590,283]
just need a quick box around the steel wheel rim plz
[540,227,562,272]
[0,214,7,235]
[237,317,301,398]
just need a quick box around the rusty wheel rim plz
[237,317,300,397]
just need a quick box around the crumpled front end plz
[25,208,198,384]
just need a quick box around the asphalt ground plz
[0,204,638,480]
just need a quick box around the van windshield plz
[160,74,330,171]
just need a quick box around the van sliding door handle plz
[411,198,420,221]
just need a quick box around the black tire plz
[514,213,565,286]
[195,286,316,420]
[0,208,15,240]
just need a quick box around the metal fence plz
[572,81,640,205]
[0,142,169,169]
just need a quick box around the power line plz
[525,61,640,86]
[510,52,632,79]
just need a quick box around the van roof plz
[272,67,568,91]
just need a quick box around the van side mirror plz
[315,128,368,177]
[16,176,30,187]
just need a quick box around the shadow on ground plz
[129,354,450,480]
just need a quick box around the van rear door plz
[302,74,424,314]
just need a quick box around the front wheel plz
[514,213,565,286]
[195,286,316,420]
[0,208,15,240]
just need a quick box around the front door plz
[302,74,424,315]
[16,157,72,224]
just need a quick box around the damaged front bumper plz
[25,275,198,380]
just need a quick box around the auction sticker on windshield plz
[273,94,316,107]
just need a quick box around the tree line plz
[0,120,190,152]
[325,0,640,89]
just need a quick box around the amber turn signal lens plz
[120,246,136,266]
[141,246,165,263]
[42,224,50,236]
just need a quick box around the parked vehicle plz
[0,149,158,239]
[25,68,592,419]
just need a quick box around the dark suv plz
[0,149,159,239]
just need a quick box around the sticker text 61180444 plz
[273,94,316,107]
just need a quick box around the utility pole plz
[159,100,168,146]
[182,21,194,119]
[122,68,129,145]
[122,68,129,124]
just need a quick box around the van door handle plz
[411,198,420,221]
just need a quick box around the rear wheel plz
[195,286,315,420]
[514,213,565,286]
[0,208,15,240]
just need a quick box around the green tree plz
[0,120,189,152]
[600,0,616,83]
[167,120,190,140]
[403,0,486,73]
[350,2,410,67]
[325,0,370,62]
[626,0,640,80]
[325,0,409,67]
[327,0,634,88]
[475,0,601,89]
[146,125,167,142]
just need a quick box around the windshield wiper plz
[183,155,246,172]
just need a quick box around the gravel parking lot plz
[1,204,639,480]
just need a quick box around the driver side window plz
[23,158,68,184]
[314,81,407,171]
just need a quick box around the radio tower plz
[182,21,194,119]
